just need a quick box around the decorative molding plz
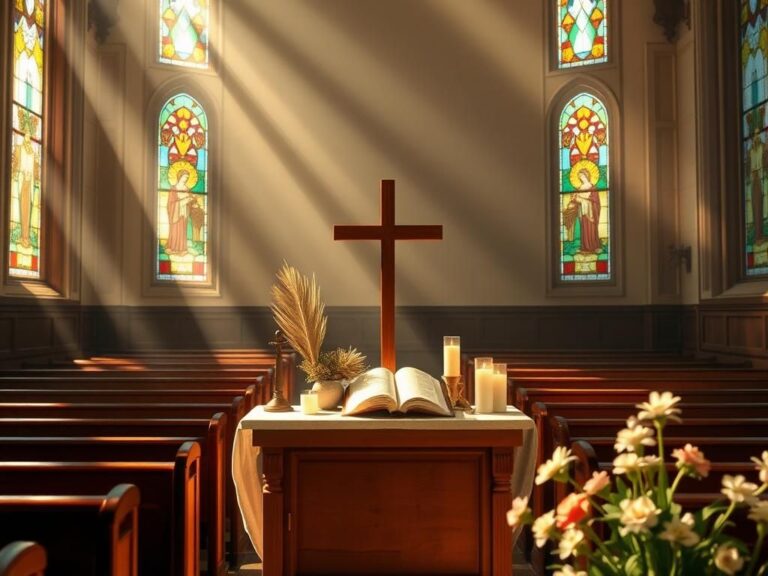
[653,0,691,42]
[88,0,119,44]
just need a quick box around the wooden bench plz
[0,542,46,576]
[0,441,201,576]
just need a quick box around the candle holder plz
[264,329,294,412]
[443,375,472,412]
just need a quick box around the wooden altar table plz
[233,408,535,576]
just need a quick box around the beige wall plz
[81,0,677,307]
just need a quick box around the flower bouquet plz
[507,391,768,575]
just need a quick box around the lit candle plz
[493,363,507,412]
[443,336,461,377]
[300,390,319,415]
[474,357,494,414]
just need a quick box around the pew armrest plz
[0,541,47,576]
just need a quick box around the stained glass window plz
[558,92,610,282]
[742,0,768,276]
[8,0,46,279]
[558,0,608,69]
[159,0,209,69]
[156,94,209,282]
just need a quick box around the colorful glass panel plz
[558,0,608,69]
[9,0,46,279]
[159,0,209,69]
[157,94,209,282]
[558,92,610,282]
[743,0,768,276]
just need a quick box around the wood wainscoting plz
[697,300,768,365]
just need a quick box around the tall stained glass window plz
[9,0,46,279]
[157,94,209,282]
[558,92,610,282]
[558,0,608,69]
[742,0,768,276]
[159,0,209,69]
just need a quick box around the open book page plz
[395,367,452,416]
[342,367,398,416]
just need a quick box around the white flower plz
[583,470,610,496]
[619,496,660,536]
[714,544,744,575]
[749,500,768,524]
[636,391,682,423]
[531,510,557,548]
[613,452,642,475]
[557,527,584,560]
[554,566,587,576]
[751,450,768,484]
[506,496,530,528]
[536,446,577,485]
[639,455,661,469]
[659,513,700,547]
[614,416,656,453]
[721,474,759,504]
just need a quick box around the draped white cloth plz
[232,407,537,560]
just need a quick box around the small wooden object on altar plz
[443,375,473,412]
[264,329,293,412]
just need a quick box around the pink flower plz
[556,492,591,529]
[672,444,711,478]
[583,471,610,496]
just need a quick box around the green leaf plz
[625,554,643,576]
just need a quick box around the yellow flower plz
[751,450,768,484]
[536,446,577,485]
[749,500,768,525]
[506,496,530,528]
[636,391,682,423]
[557,527,585,560]
[714,545,744,575]
[532,510,557,548]
[613,452,642,475]
[619,496,660,536]
[660,513,700,547]
[583,470,610,496]
[614,416,656,453]
[721,474,759,504]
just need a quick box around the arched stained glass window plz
[742,0,768,276]
[558,0,608,69]
[558,92,611,282]
[159,0,209,69]
[9,0,46,279]
[156,93,209,282]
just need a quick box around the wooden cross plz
[334,180,443,371]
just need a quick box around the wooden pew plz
[0,436,226,576]
[0,542,46,576]
[0,440,201,576]
[0,485,137,576]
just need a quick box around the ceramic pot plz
[311,379,345,410]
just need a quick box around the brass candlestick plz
[264,329,293,412]
[443,375,472,412]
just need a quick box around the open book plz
[342,367,453,417]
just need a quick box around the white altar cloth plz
[232,406,537,559]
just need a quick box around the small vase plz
[311,379,345,410]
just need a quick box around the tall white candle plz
[474,357,494,414]
[493,363,507,412]
[443,336,461,377]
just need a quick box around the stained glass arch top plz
[156,93,209,282]
[558,0,608,69]
[557,92,611,282]
[159,0,209,69]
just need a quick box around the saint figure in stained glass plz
[8,0,45,279]
[742,0,768,276]
[159,0,209,69]
[156,94,209,282]
[558,92,611,282]
[558,0,608,69]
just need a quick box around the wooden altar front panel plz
[255,429,522,576]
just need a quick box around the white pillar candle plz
[443,336,461,377]
[493,363,507,412]
[474,357,494,414]
[300,391,319,415]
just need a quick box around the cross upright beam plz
[334,180,443,371]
